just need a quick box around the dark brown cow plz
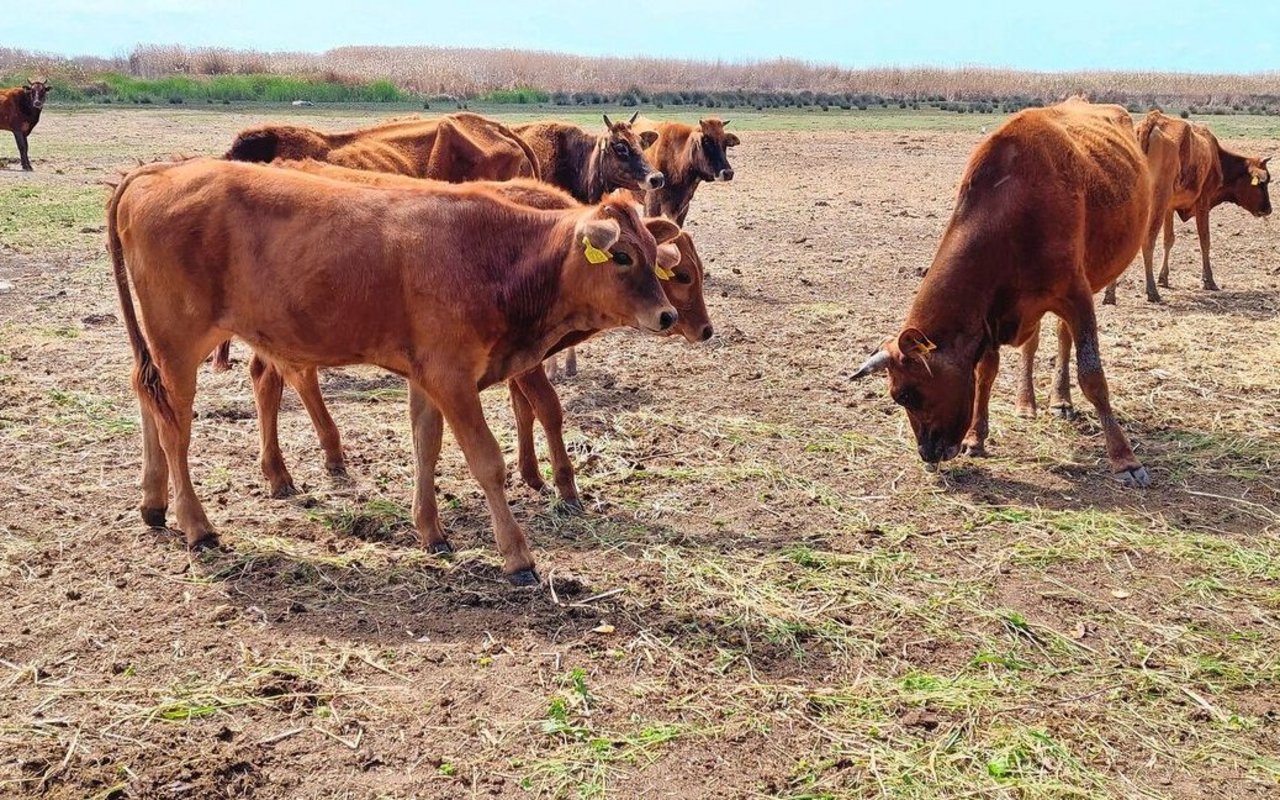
[851,99,1154,487]
[1,78,49,171]
[108,157,680,584]
[213,112,542,371]
[513,114,664,203]
[1104,111,1272,304]
[225,112,540,181]
[634,117,739,224]
[242,161,710,515]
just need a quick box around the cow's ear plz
[896,327,937,362]
[656,242,681,270]
[602,114,613,128]
[639,130,658,148]
[644,217,681,245]
[576,217,621,253]
[724,133,741,147]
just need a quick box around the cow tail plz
[107,173,175,424]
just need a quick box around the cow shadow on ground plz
[940,416,1274,537]
[1163,287,1279,321]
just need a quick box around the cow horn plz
[602,114,613,128]
[1262,156,1272,168]
[850,349,892,380]
[628,111,639,124]
[723,119,731,126]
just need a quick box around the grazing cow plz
[851,99,1154,487]
[108,157,681,584]
[225,112,540,181]
[1,78,49,171]
[634,117,740,224]
[213,112,541,371]
[244,161,711,515]
[513,114,664,203]
[1104,111,1272,304]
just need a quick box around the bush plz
[1181,109,1191,118]
[168,96,183,104]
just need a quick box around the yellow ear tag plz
[582,236,611,265]
[1252,175,1260,186]
[655,265,675,281]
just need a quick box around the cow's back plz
[1136,112,1219,213]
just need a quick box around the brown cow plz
[513,113,664,203]
[851,99,1153,487]
[243,161,710,514]
[1103,111,1271,304]
[1,78,49,171]
[225,112,540,181]
[634,117,739,224]
[213,112,542,370]
[108,157,681,584]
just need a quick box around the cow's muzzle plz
[645,172,665,190]
[716,169,734,182]
[640,306,678,333]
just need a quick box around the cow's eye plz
[613,144,629,157]
[674,272,692,285]
[894,388,919,409]
[611,251,633,266]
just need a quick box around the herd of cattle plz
[4,81,1270,585]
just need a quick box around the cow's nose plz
[658,310,678,331]
[720,169,734,182]
[646,173,665,190]
[699,324,714,341]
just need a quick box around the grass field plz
[0,105,1278,799]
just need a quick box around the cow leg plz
[1195,209,1217,291]
[509,379,547,493]
[1049,318,1075,418]
[1157,211,1175,287]
[426,378,537,583]
[287,366,345,476]
[1063,290,1149,487]
[249,354,297,498]
[961,346,1000,457]
[151,362,219,547]
[1015,325,1039,418]
[515,367,582,511]
[408,384,450,554]
[1102,280,1118,306]
[544,354,560,383]
[14,130,31,171]
[563,347,578,378]
[138,402,169,528]
[212,340,233,371]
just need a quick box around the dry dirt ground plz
[1,107,1279,799]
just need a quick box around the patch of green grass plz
[0,184,106,252]
[56,72,410,104]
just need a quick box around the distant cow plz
[214,112,541,370]
[635,117,739,224]
[513,113,664,203]
[852,99,1153,487]
[109,157,680,584]
[244,161,710,514]
[225,112,540,181]
[1104,111,1271,303]
[1,78,49,171]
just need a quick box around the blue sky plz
[18,0,1280,73]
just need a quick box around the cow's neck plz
[18,93,41,124]
[906,231,1009,365]
[1212,148,1248,209]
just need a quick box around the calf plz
[232,161,711,514]
[635,117,739,224]
[513,113,663,203]
[852,99,1154,486]
[1104,111,1271,303]
[109,158,680,584]
[1,78,49,171]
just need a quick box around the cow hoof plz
[507,568,540,587]
[558,497,585,515]
[961,442,987,458]
[564,366,577,379]
[1115,465,1151,488]
[326,462,347,477]
[188,533,222,552]
[1203,281,1219,292]
[428,541,454,556]
[1015,405,1037,420]
[1157,277,1171,288]
[270,482,298,499]
[1101,294,1116,306]
[1051,405,1076,420]
[1145,292,1163,304]
[141,506,167,528]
